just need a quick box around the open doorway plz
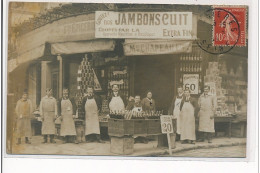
[133,54,178,113]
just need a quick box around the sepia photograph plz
[6,2,249,158]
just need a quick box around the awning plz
[8,44,45,73]
[51,39,115,55]
[123,39,193,56]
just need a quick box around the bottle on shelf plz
[186,63,189,72]
[196,63,200,72]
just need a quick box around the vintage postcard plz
[6,2,249,158]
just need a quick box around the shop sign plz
[16,14,95,55]
[160,115,174,134]
[160,115,174,156]
[124,40,192,56]
[95,11,196,39]
[183,74,199,94]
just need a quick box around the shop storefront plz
[8,4,248,141]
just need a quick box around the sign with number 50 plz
[160,115,173,134]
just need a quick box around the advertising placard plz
[183,74,199,94]
[95,11,195,39]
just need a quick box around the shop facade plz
[8,4,248,138]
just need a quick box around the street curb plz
[139,141,247,156]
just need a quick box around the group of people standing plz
[169,85,217,144]
[14,84,216,145]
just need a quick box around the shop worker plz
[108,84,126,113]
[197,85,217,143]
[126,95,143,112]
[141,91,156,112]
[179,88,197,144]
[82,86,104,143]
[126,95,147,144]
[168,86,184,140]
[15,89,33,145]
[57,88,78,144]
[39,88,57,143]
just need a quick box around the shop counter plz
[108,118,176,155]
[214,115,234,138]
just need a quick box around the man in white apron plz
[15,89,33,145]
[82,86,103,143]
[179,89,197,144]
[57,89,78,144]
[168,86,184,141]
[197,85,217,143]
[108,84,126,113]
[39,88,57,143]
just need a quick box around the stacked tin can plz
[76,56,95,120]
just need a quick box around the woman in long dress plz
[179,88,197,144]
[15,90,33,144]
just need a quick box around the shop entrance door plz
[134,55,176,113]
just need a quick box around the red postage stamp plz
[213,7,246,46]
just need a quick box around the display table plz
[214,116,234,138]
[108,118,176,155]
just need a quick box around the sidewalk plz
[11,136,246,157]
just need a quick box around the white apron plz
[60,99,77,136]
[198,96,215,133]
[109,96,125,112]
[180,101,196,141]
[132,106,142,113]
[41,99,56,135]
[85,98,100,135]
[173,97,182,134]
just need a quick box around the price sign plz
[183,74,199,94]
[160,115,174,134]
[160,115,174,155]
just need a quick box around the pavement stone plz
[11,136,246,157]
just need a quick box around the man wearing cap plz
[15,89,33,144]
[197,85,217,143]
[39,88,58,143]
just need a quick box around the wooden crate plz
[110,136,134,155]
[147,119,161,135]
[231,122,247,138]
[133,119,147,136]
[108,119,134,137]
